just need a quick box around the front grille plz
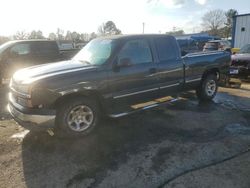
[9,92,32,107]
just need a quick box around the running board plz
[109,97,179,118]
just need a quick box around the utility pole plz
[142,22,145,34]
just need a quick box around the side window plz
[10,43,30,55]
[155,38,177,61]
[33,42,58,55]
[118,39,152,65]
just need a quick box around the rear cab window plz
[118,39,153,65]
[205,42,219,48]
[154,37,178,61]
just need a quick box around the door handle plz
[149,68,157,74]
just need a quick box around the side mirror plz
[118,58,133,68]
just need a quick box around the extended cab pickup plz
[8,35,231,136]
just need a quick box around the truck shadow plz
[21,90,250,188]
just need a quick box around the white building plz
[232,13,250,48]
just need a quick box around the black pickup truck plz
[0,40,77,84]
[8,35,231,136]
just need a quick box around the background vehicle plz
[203,40,231,52]
[230,44,250,80]
[8,35,231,136]
[0,40,76,84]
[177,38,200,56]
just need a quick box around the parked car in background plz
[8,34,230,136]
[230,44,250,80]
[203,40,231,52]
[177,39,200,56]
[0,40,75,84]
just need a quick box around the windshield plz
[73,38,115,65]
[239,44,250,54]
[0,41,15,54]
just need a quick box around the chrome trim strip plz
[113,88,158,99]
[160,83,179,89]
[186,78,201,83]
[109,112,129,118]
[7,104,55,125]
[170,98,179,103]
[142,104,159,110]
[157,68,183,74]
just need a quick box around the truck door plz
[108,38,159,113]
[153,36,184,97]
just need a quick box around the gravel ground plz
[0,85,250,188]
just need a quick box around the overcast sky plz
[0,0,249,37]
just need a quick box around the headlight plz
[16,85,32,95]
[10,81,32,99]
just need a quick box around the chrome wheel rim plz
[205,80,216,96]
[67,105,94,132]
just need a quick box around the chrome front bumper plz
[7,104,55,128]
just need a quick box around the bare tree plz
[56,28,64,40]
[89,32,97,40]
[71,31,81,42]
[65,31,72,41]
[48,33,57,40]
[202,9,226,36]
[80,33,89,42]
[98,23,105,36]
[28,30,45,39]
[13,31,28,40]
[224,9,238,38]
[98,21,121,36]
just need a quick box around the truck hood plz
[13,60,97,84]
[231,53,250,62]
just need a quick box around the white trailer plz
[232,13,250,48]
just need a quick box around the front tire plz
[55,97,99,137]
[196,74,218,101]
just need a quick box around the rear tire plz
[55,97,99,137]
[196,74,218,101]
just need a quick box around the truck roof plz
[10,39,56,43]
[99,34,175,41]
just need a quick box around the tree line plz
[202,9,238,38]
[166,9,238,38]
[0,10,240,45]
[0,21,121,45]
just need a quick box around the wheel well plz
[53,91,103,111]
[202,68,220,81]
